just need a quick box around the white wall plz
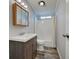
[55,0,66,59]
[35,17,56,47]
[9,0,35,35]
[55,0,69,59]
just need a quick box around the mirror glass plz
[22,10,26,25]
[15,3,29,26]
[16,5,22,24]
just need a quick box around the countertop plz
[9,33,37,42]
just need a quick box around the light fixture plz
[17,0,21,3]
[21,2,24,6]
[24,5,28,8]
[40,16,52,19]
[16,0,28,8]
[39,1,45,6]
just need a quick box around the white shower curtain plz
[35,17,56,47]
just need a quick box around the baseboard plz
[57,48,62,59]
[44,46,56,50]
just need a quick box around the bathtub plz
[37,39,56,51]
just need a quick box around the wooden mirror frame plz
[12,3,29,26]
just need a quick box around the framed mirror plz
[12,3,29,26]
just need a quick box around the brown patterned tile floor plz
[35,48,60,59]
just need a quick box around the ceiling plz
[26,0,57,16]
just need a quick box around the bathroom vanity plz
[9,34,37,59]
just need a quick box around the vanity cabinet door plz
[32,37,37,59]
[24,42,33,59]
[24,37,37,59]
[9,41,24,59]
[15,42,24,59]
[9,41,16,59]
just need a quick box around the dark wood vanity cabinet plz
[32,38,37,59]
[9,36,37,59]
[9,41,24,59]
